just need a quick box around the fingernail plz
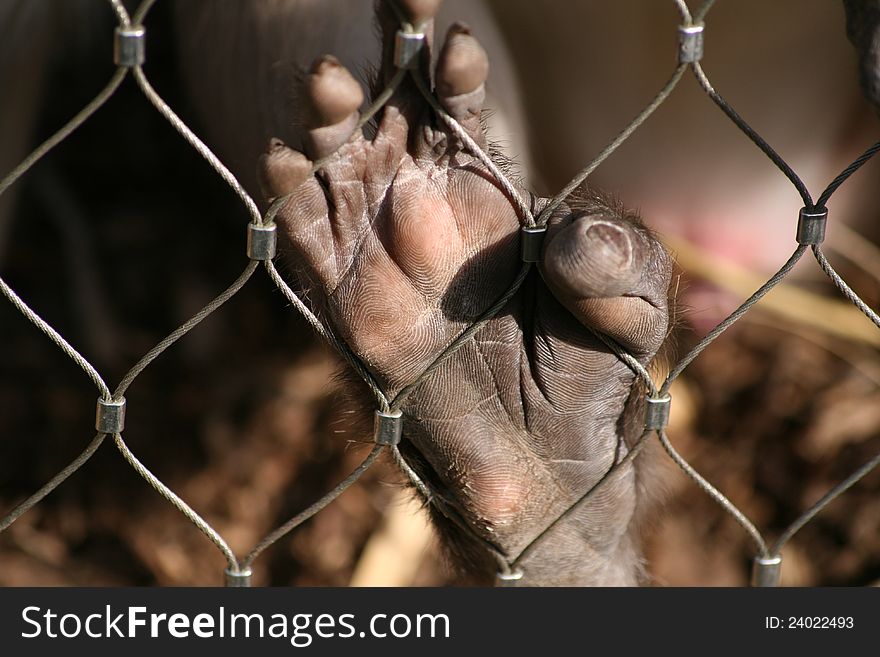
[585,222,632,268]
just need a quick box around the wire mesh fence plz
[1,0,879,586]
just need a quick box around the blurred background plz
[0,0,878,586]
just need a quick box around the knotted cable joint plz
[751,554,782,587]
[394,30,426,69]
[678,24,704,64]
[374,409,403,445]
[114,26,146,67]
[796,207,828,245]
[96,397,126,434]
[495,568,524,587]
[247,223,277,261]
[644,394,671,431]
[224,567,253,588]
[521,225,547,263]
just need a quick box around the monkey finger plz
[541,212,671,354]
[370,0,441,153]
[377,0,441,85]
[258,138,313,201]
[258,138,339,288]
[302,55,365,161]
[436,22,489,147]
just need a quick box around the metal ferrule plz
[520,225,547,263]
[96,398,126,434]
[225,567,253,587]
[678,24,704,64]
[796,207,828,245]
[114,26,146,67]
[394,31,425,69]
[247,223,277,261]
[751,555,782,587]
[644,394,672,431]
[495,569,524,587]
[374,410,403,445]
